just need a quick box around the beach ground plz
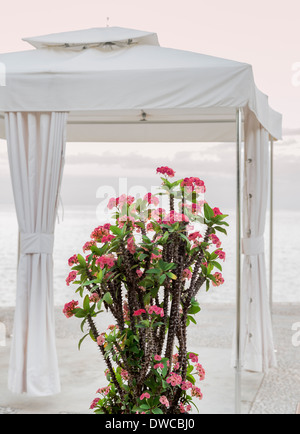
[0,303,299,414]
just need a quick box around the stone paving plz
[0,303,299,414]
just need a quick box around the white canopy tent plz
[0,27,281,412]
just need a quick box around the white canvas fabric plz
[239,108,277,372]
[0,27,281,140]
[5,112,67,395]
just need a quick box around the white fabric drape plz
[240,108,277,372]
[5,112,67,395]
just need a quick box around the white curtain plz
[5,112,68,395]
[240,107,277,372]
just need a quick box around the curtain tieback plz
[242,236,265,256]
[20,232,54,254]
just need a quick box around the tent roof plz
[0,27,282,142]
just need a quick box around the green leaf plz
[211,261,222,271]
[78,333,89,350]
[146,268,161,275]
[204,203,215,220]
[188,305,201,315]
[159,274,167,285]
[152,408,163,414]
[110,225,122,236]
[103,292,113,305]
[206,280,210,292]
[77,254,86,268]
[214,226,228,235]
[74,308,86,318]
[83,294,90,311]
[187,315,197,325]
[166,272,177,280]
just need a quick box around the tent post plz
[269,138,274,315]
[235,107,242,415]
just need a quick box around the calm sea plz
[0,205,299,307]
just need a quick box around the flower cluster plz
[63,300,79,318]
[68,254,78,267]
[167,372,182,387]
[95,255,115,269]
[156,166,175,177]
[181,177,206,193]
[212,272,225,287]
[148,304,164,317]
[66,271,78,286]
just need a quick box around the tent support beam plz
[269,138,274,315]
[235,107,242,415]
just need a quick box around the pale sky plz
[0,0,299,209]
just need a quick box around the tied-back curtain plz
[240,108,277,372]
[5,112,68,395]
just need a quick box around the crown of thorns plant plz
[64,166,228,414]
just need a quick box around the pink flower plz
[154,363,164,370]
[63,300,79,318]
[166,373,182,386]
[107,324,118,331]
[148,305,164,318]
[89,398,100,409]
[191,386,203,400]
[107,197,117,209]
[188,231,202,241]
[90,225,110,241]
[82,240,96,253]
[66,271,78,286]
[144,192,160,207]
[210,233,221,248]
[189,353,199,363]
[215,249,226,261]
[136,269,143,277]
[181,381,193,390]
[97,335,105,346]
[97,386,111,395]
[95,255,115,269]
[133,309,146,316]
[195,363,206,380]
[140,392,150,400]
[213,207,222,216]
[182,268,192,280]
[159,396,170,408]
[89,293,100,303]
[163,210,189,225]
[154,354,162,361]
[212,272,225,287]
[179,402,186,413]
[101,234,115,243]
[68,254,79,267]
[127,236,136,255]
[181,177,206,193]
[121,369,129,381]
[156,166,175,177]
[118,194,135,207]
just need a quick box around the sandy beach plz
[0,302,299,414]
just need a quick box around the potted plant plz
[63,166,228,414]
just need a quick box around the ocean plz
[0,205,299,307]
